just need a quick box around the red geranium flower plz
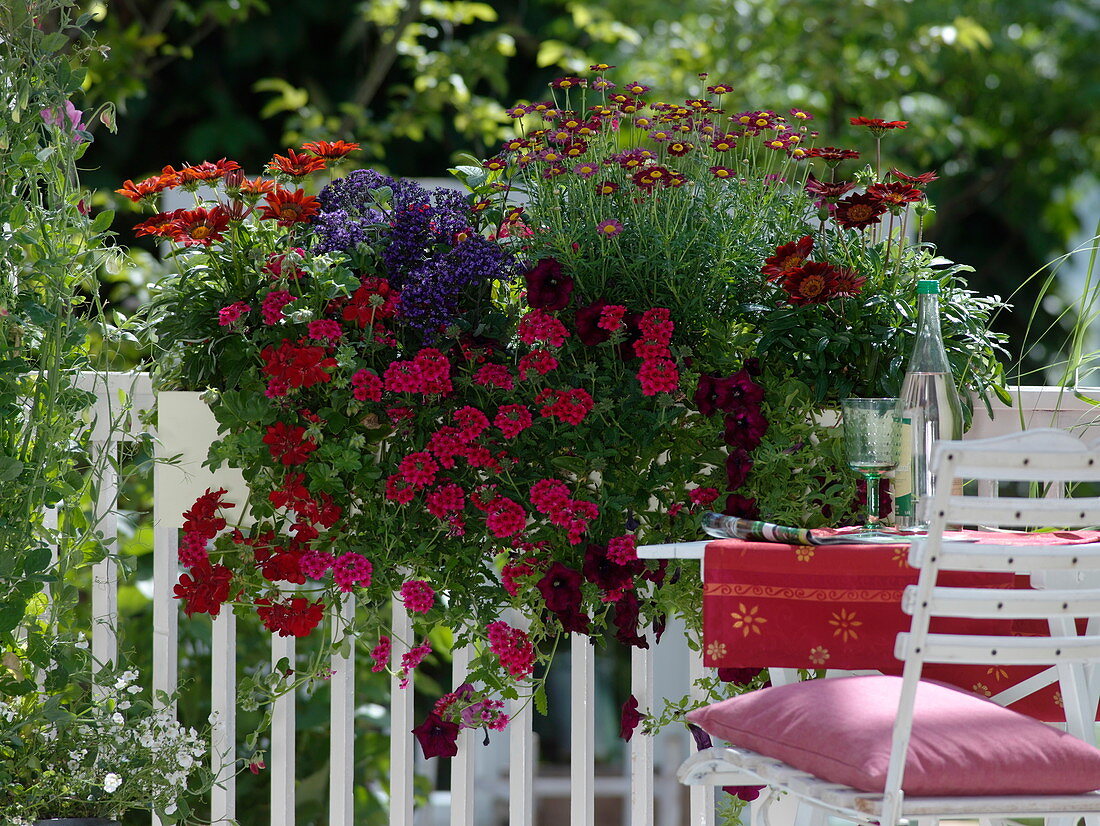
[255,596,325,637]
[262,421,318,466]
[259,188,321,226]
[266,148,327,177]
[761,235,814,279]
[169,206,230,246]
[833,192,887,230]
[300,140,360,159]
[174,561,234,617]
[780,261,842,305]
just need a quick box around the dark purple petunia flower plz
[723,493,759,519]
[723,406,769,451]
[412,712,461,759]
[613,591,649,649]
[695,370,766,416]
[725,448,753,491]
[574,299,612,346]
[717,667,767,685]
[581,543,635,594]
[688,722,713,751]
[524,257,574,311]
[536,562,584,614]
[724,785,766,801]
[620,694,645,741]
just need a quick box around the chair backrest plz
[882,429,1100,820]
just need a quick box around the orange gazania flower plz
[133,210,185,239]
[850,116,909,136]
[266,149,327,178]
[170,206,231,246]
[259,188,320,226]
[301,140,360,159]
[115,177,166,203]
[177,158,241,187]
[239,177,277,198]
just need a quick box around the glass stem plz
[865,473,881,528]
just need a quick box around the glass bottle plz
[893,279,964,529]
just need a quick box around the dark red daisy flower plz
[780,261,842,305]
[832,267,867,298]
[850,116,909,135]
[833,192,887,230]
[803,172,855,201]
[666,141,694,156]
[805,146,860,162]
[761,235,814,279]
[266,148,327,177]
[300,140,360,159]
[259,188,321,226]
[889,168,939,186]
[866,182,924,208]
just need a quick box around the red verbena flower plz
[637,357,680,395]
[517,309,570,348]
[495,405,533,439]
[474,363,514,390]
[350,368,384,402]
[486,620,536,679]
[400,579,436,614]
[518,349,558,380]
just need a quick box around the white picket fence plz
[69,373,1100,826]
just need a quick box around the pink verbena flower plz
[333,552,372,592]
[606,534,638,564]
[495,405,533,439]
[398,452,439,488]
[474,363,515,390]
[308,319,343,341]
[518,349,558,380]
[485,496,527,538]
[370,636,391,672]
[597,304,627,331]
[517,309,569,348]
[400,579,436,613]
[351,368,384,402]
[218,301,251,327]
[637,357,680,395]
[486,620,536,679]
[262,291,295,325]
[299,549,334,579]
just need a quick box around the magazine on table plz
[700,512,914,546]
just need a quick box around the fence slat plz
[630,633,655,826]
[450,644,476,825]
[211,610,237,825]
[91,450,118,674]
[151,525,179,710]
[271,635,296,826]
[329,596,356,826]
[570,634,595,826]
[687,644,714,826]
[389,597,415,825]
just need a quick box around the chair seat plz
[679,746,1100,821]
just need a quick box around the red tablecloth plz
[703,530,1100,722]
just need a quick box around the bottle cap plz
[916,279,940,294]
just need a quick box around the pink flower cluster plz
[606,534,638,564]
[218,301,250,327]
[399,639,433,688]
[517,308,570,347]
[370,636,391,673]
[529,479,599,544]
[634,308,680,396]
[495,404,533,439]
[384,348,453,395]
[351,368,384,402]
[487,620,536,679]
[400,579,436,613]
[536,387,594,425]
[333,551,373,592]
[262,290,295,325]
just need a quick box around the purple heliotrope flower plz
[524,257,574,311]
[597,218,623,238]
[412,712,460,759]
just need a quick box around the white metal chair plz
[679,428,1100,825]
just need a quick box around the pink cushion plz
[686,675,1100,795]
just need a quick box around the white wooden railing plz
[58,375,1100,825]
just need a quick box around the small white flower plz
[111,712,124,725]
[104,772,123,793]
[127,684,142,694]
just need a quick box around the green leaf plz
[23,547,51,576]
[534,684,548,716]
[0,455,24,482]
[0,600,24,634]
[89,209,115,233]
